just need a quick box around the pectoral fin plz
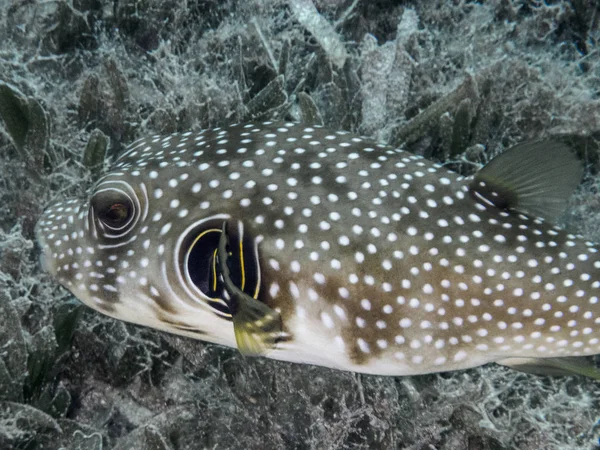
[217,221,282,356]
[497,357,600,380]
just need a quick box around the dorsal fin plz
[469,140,583,222]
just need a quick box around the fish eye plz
[176,217,234,319]
[176,217,262,321]
[99,202,131,226]
[91,189,135,231]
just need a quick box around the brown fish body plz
[36,122,600,376]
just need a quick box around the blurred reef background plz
[1,0,600,449]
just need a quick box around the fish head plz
[36,132,242,346]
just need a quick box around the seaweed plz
[298,91,324,125]
[82,129,109,177]
[0,0,600,449]
[0,81,52,174]
[245,74,288,119]
[289,0,349,69]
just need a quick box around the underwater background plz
[1,0,600,449]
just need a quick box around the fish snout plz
[35,207,62,277]
[35,198,87,279]
[34,228,53,275]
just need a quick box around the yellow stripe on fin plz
[470,140,583,222]
[217,221,282,356]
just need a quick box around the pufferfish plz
[36,121,600,378]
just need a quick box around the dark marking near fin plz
[94,301,116,315]
[470,140,583,221]
[217,221,283,356]
[156,316,206,336]
[497,357,600,380]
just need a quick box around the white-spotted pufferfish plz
[36,121,600,378]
